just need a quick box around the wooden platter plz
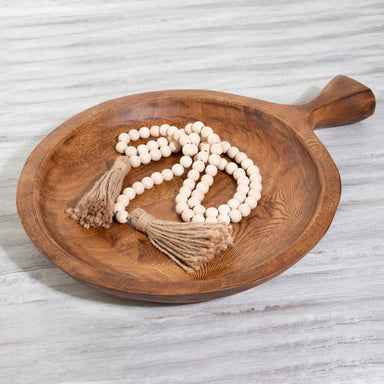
[16,75,375,303]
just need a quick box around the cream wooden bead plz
[159,124,170,136]
[238,203,251,217]
[191,189,204,201]
[193,205,206,215]
[175,194,187,204]
[137,144,148,154]
[139,126,150,138]
[160,146,172,158]
[250,181,262,191]
[150,149,162,161]
[192,214,205,223]
[184,123,193,134]
[172,163,184,176]
[167,126,178,137]
[248,189,261,200]
[206,207,218,217]
[196,181,209,194]
[211,143,223,155]
[218,158,228,171]
[192,121,204,133]
[229,209,242,223]
[208,154,221,167]
[179,186,192,198]
[196,151,209,163]
[225,162,238,175]
[234,192,246,203]
[250,173,262,183]
[173,129,183,142]
[169,141,181,153]
[199,142,211,152]
[139,152,151,164]
[116,210,128,224]
[206,216,218,224]
[227,146,239,159]
[221,141,231,153]
[130,155,141,168]
[205,164,218,176]
[218,204,230,215]
[113,202,125,214]
[233,168,246,180]
[115,141,127,153]
[142,176,154,190]
[146,140,158,151]
[122,187,136,200]
[176,202,189,215]
[129,129,140,141]
[182,144,196,156]
[228,198,240,209]
[241,157,254,170]
[188,197,200,208]
[237,175,250,185]
[245,196,258,209]
[157,137,168,147]
[125,146,137,157]
[179,134,191,147]
[162,168,174,181]
[189,132,200,145]
[116,194,130,207]
[183,178,195,189]
[132,181,145,195]
[118,132,130,143]
[207,133,220,145]
[235,152,247,164]
[192,160,205,173]
[151,171,163,185]
[181,209,194,222]
[187,169,200,181]
[217,214,230,225]
[247,165,260,176]
[201,174,214,186]
[201,126,213,139]
[180,155,193,168]
[150,125,160,137]
[237,184,250,195]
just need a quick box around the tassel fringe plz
[66,156,131,229]
[128,208,234,273]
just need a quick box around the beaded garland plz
[113,121,262,225]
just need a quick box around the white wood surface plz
[1,1,383,383]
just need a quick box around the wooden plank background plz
[0,0,383,382]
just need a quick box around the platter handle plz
[302,75,376,129]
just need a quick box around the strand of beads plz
[113,121,262,224]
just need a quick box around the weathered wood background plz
[0,0,383,382]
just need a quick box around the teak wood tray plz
[17,76,375,303]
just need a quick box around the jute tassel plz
[66,156,131,229]
[127,208,234,273]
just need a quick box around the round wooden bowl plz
[17,76,375,303]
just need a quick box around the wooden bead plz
[237,175,250,185]
[192,160,205,173]
[229,209,242,223]
[129,129,140,141]
[189,132,200,145]
[250,181,262,191]
[137,144,148,154]
[237,184,250,195]
[187,169,200,181]
[228,198,240,209]
[201,174,214,186]
[238,203,251,217]
[234,192,246,203]
[199,142,210,152]
[227,146,239,159]
[247,164,260,176]
[169,141,181,153]
[139,126,150,138]
[175,194,187,204]
[208,154,221,167]
[192,214,205,223]
[196,151,209,163]
[159,124,170,136]
[196,181,209,194]
[188,197,200,208]
[182,144,195,156]
[217,214,230,225]
[193,205,206,215]
[225,162,238,175]
[118,132,130,143]
[181,208,194,222]
[180,155,193,168]
[218,158,228,171]
[116,194,129,207]
[218,204,230,215]
[201,126,213,139]
[115,210,128,224]
[167,126,178,137]
[122,187,136,200]
[162,168,174,181]
[192,121,204,133]
[113,202,125,213]
[160,146,172,157]
[132,181,145,195]
[245,196,258,209]
[150,149,162,161]
[207,133,220,145]
[241,157,254,170]
[176,202,189,215]
[221,141,231,153]
[191,189,204,201]
[184,123,193,134]
[250,173,262,183]
[235,151,247,164]
[115,141,127,153]
[130,155,141,168]
[205,164,218,176]
[157,137,168,147]
[248,189,261,200]
[179,134,191,147]
[233,168,246,180]
[179,186,192,198]
[151,171,163,185]
[142,176,154,190]
[206,216,218,224]
[173,129,183,142]
[172,163,184,176]
[125,146,137,157]
[206,207,218,217]
[146,140,158,151]
[139,152,151,164]
[150,125,160,137]
[183,178,195,189]
[211,143,223,155]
